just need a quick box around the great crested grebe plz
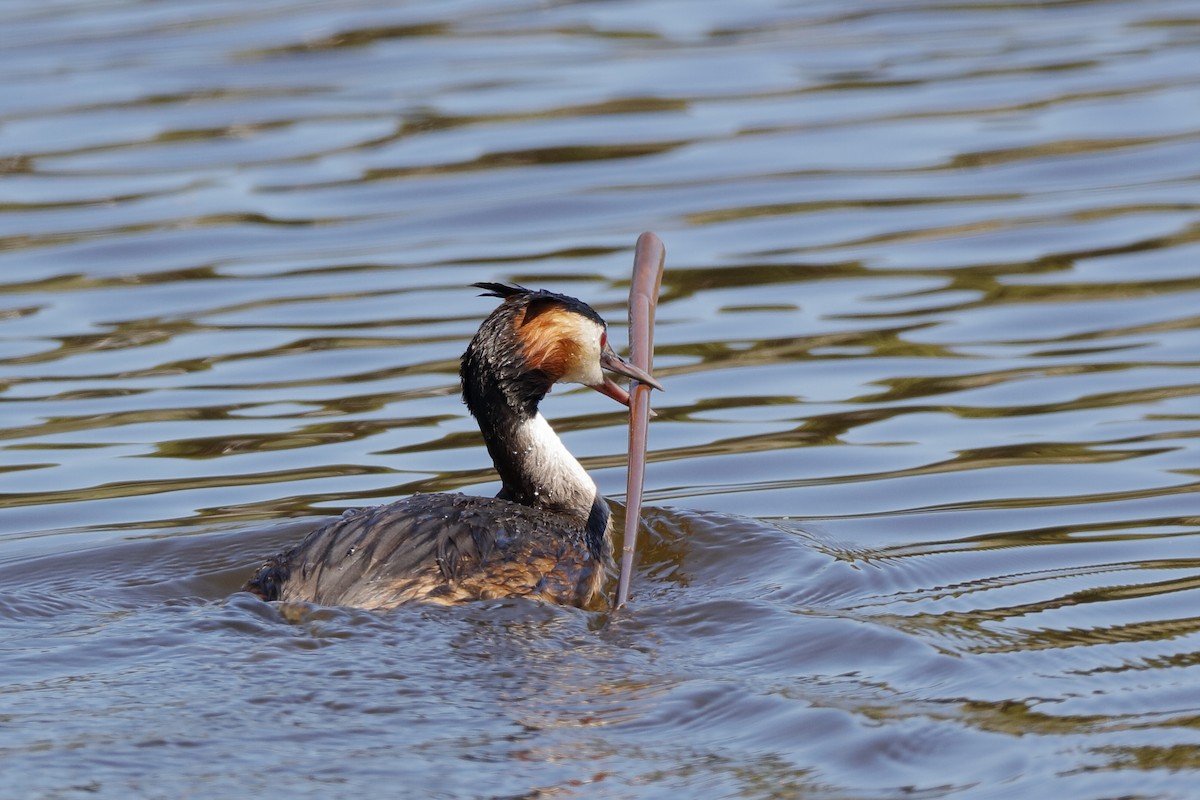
[243,282,663,610]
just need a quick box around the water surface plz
[3,1,1200,798]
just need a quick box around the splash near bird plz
[243,279,663,610]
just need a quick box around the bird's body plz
[246,493,608,609]
[243,283,661,611]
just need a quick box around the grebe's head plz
[469,282,662,407]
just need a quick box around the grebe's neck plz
[460,329,612,563]
[479,405,612,564]
[493,410,597,515]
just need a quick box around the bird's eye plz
[600,331,608,349]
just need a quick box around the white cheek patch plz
[557,319,605,386]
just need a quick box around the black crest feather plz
[470,282,605,327]
[473,282,530,299]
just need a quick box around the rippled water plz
[4,1,1200,797]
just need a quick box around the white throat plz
[512,413,598,517]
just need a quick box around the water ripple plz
[3,0,1200,798]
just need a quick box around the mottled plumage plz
[246,493,607,609]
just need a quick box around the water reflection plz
[3,0,1200,797]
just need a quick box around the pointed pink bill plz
[590,346,664,408]
[614,232,665,610]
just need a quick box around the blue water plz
[3,1,1200,797]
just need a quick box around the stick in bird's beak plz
[615,231,665,610]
